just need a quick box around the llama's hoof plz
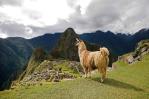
[82,75,87,78]
[100,79,104,83]
[88,76,91,78]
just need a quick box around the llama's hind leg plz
[98,68,102,82]
[88,66,92,78]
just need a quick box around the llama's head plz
[75,38,86,50]
[75,38,83,46]
[75,38,81,46]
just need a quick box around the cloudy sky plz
[0,0,149,38]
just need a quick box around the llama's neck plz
[78,45,87,58]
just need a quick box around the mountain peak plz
[138,28,149,33]
[50,28,79,60]
[65,27,75,33]
[63,27,78,38]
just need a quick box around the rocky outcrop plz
[133,39,149,58]
[119,39,149,64]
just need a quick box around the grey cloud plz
[84,0,149,33]
[0,21,35,38]
[65,0,149,33]
[30,19,72,34]
[0,19,72,39]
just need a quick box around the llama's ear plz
[76,38,80,42]
[100,49,105,56]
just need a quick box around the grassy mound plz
[0,54,149,99]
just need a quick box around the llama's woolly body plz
[76,39,109,82]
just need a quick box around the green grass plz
[0,54,149,99]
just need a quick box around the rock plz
[49,70,56,73]
[48,75,55,82]
[52,78,60,82]
[59,73,65,79]
[127,55,134,64]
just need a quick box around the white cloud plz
[0,30,8,38]
[0,0,74,27]
[0,33,7,38]
[22,0,75,26]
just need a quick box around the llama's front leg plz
[101,67,106,83]
[98,68,102,82]
[84,67,88,78]
[98,67,105,82]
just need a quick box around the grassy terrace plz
[0,54,149,99]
